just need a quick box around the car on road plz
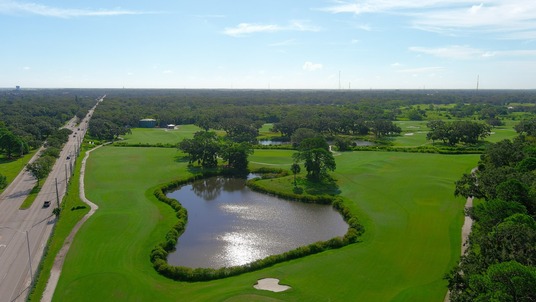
[66,156,70,160]
[43,200,51,208]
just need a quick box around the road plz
[0,96,103,302]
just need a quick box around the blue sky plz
[1,0,535,89]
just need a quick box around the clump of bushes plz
[150,168,364,282]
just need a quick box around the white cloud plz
[0,0,150,18]
[303,61,323,71]
[410,45,536,59]
[409,45,487,59]
[320,0,536,39]
[224,20,320,37]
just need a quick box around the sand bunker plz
[405,133,414,136]
[254,278,291,292]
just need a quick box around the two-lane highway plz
[0,96,102,302]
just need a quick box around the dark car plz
[43,200,51,208]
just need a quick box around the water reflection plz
[166,176,348,268]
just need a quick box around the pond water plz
[258,139,291,145]
[166,176,348,268]
[354,140,375,146]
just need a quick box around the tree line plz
[84,89,534,143]
[448,121,536,301]
[0,89,96,151]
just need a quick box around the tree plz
[178,131,220,168]
[478,214,536,266]
[26,156,54,187]
[454,172,483,199]
[0,130,25,159]
[471,199,527,233]
[496,179,533,213]
[219,118,260,144]
[221,142,253,170]
[293,137,336,181]
[290,128,318,147]
[515,118,536,136]
[426,120,490,146]
[0,173,7,189]
[466,261,536,302]
[334,136,353,151]
[290,163,301,187]
[368,119,401,138]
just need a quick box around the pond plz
[354,140,375,146]
[258,139,291,146]
[166,175,348,269]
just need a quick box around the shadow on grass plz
[295,176,341,196]
[174,155,190,163]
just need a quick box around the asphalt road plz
[0,97,102,302]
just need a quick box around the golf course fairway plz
[53,146,478,301]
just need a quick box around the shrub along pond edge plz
[150,167,364,282]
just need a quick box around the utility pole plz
[55,178,60,209]
[25,230,33,284]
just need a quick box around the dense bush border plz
[150,167,364,282]
[353,145,484,154]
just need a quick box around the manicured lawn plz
[54,147,478,301]
[119,125,202,145]
[249,149,296,167]
[393,121,431,147]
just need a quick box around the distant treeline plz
[86,89,536,141]
[0,89,98,151]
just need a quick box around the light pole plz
[0,227,33,284]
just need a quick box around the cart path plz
[444,195,474,302]
[41,144,105,302]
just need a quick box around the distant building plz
[15,86,20,90]
[167,124,176,129]
[139,118,157,128]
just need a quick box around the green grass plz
[392,119,520,147]
[53,147,478,301]
[0,150,37,194]
[249,149,296,167]
[19,185,40,209]
[393,121,431,147]
[119,125,202,145]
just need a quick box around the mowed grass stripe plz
[54,147,478,301]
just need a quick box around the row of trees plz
[448,123,536,301]
[0,89,96,150]
[84,89,534,142]
[0,123,29,159]
[426,120,491,146]
[178,129,338,182]
[178,131,253,170]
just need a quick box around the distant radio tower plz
[476,75,480,91]
[338,71,341,89]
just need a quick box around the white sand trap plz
[254,278,291,292]
[405,133,414,136]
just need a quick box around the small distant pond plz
[166,175,348,268]
[258,139,291,146]
[354,140,375,146]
